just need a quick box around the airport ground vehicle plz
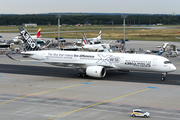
[131,109,150,118]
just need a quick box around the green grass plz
[1,25,180,41]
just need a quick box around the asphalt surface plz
[0,32,180,120]
[0,51,180,120]
[0,59,180,85]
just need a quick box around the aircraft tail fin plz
[36,28,41,38]
[18,27,40,51]
[97,31,101,40]
[82,33,89,45]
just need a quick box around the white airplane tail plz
[97,31,101,40]
[18,27,40,51]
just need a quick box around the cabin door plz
[42,53,46,60]
[153,58,157,66]
[120,57,125,64]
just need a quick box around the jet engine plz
[86,66,106,78]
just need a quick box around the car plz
[156,44,162,48]
[146,50,151,54]
[131,109,150,118]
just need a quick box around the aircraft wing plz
[35,60,115,68]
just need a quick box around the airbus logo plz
[20,30,36,49]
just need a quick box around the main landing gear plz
[77,72,86,77]
[161,73,167,81]
[77,69,87,77]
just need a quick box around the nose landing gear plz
[161,73,167,81]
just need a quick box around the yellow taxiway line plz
[46,88,151,120]
[0,84,83,106]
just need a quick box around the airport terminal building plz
[22,23,37,27]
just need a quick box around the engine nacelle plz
[86,66,106,78]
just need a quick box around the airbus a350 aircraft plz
[82,33,110,51]
[8,27,177,81]
[13,28,41,43]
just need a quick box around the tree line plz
[0,14,180,26]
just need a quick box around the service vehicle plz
[131,109,150,118]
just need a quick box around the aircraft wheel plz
[161,77,165,81]
[82,73,86,77]
[77,73,82,77]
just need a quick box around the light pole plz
[56,15,62,40]
[121,15,128,42]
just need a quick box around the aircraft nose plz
[171,65,177,72]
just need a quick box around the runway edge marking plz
[0,84,84,106]
[46,88,151,120]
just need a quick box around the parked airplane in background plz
[7,27,177,81]
[85,30,102,42]
[13,28,41,43]
[82,33,110,51]
[76,31,102,45]
[175,37,180,39]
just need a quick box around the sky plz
[0,0,179,14]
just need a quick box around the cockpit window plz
[164,61,172,64]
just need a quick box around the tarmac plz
[0,33,180,120]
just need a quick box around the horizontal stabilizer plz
[6,53,17,61]
[21,52,34,55]
[20,60,39,62]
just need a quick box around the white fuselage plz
[86,38,100,42]
[24,50,176,73]
[82,43,110,51]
